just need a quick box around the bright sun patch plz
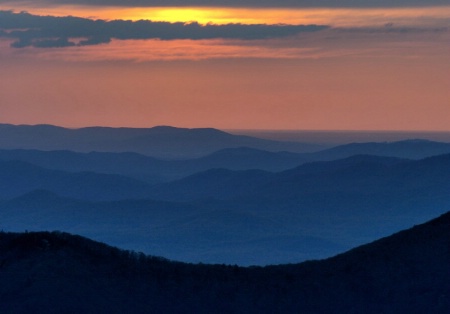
[68,7,307,25]
[134,8,243,24]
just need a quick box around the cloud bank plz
[0,10,329,48]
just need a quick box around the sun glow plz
[132,8,247,24]
[1,4,450,27]
[124,6,450,27]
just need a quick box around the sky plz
[0,0,449,130]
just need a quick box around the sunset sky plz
[0,0,449,130]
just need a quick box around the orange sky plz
[0,5,449,130]
[2,4,450,27]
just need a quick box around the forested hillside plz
[1,211,449,313]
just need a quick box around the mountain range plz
[3,123,450,160]
[1,211,449,313]
[2,123,450,265]
[1,137,450,182]
[0,124,322,158]
[2,153,450,265]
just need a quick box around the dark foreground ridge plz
[1,212,450,313]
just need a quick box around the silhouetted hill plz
[0,211,449,313]
[0,124,319,158]
[0,160,152,201]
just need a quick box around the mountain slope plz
[0,211,449,313]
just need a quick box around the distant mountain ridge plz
[0,124,321,158]
[1,211,449,313]
[1,138,450,181]
[2,124,450,161]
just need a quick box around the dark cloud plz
[1,0,449,8]
[0,10,329,48]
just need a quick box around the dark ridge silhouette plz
[0,124,320,158]
[0,211,449,313]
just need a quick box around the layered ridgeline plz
[2,124,450,264]
[1,211,449,313]
[2,153,450,265]
[0,124,323,158]
[2,123,450,160]
[1,136,450,182]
